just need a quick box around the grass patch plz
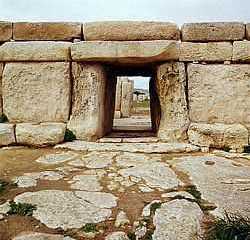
[7,201,36,216]
[127,232,136,240]
[64,129,76,142]
[82,223,97,233]
[0,114,8,123]
[150,202,161,216]
[204,212,250,240]
[186,185,202,201]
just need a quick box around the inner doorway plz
[111,76,154,138]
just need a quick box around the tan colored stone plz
[232,41,250,62]
[0,41,71,61]
[13,22,81,41]
[16,123,66,147]
[0,21,12,42]
[188,123,248,152]
[71,40,179,64]
[2,62,70,123]
[153,62,189,142]
[182,22,245,41]
[120,78,133,118]
[84,21,180,41]
[180,42,232,61]
[67,63,115,141]
[246,24,250,40]
[0,123,15,146]
[188,64,250,127]
[0,63,4,114]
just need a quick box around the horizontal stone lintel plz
[71,40,180,64]
[180,42,232,62]
[0,41,71,61]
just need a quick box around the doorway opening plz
[110,75,155,138]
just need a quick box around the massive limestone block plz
[13,22,81,41]
[0,123,15,146]
[2,63,70,123]
[188,64,250,129]
[16,123,66,147]
[84,21,180,41]
[71,40,179,64]
[153,62,189,142]
[232,41,250,62]
[180,42,232,61]
[120,78,134,118]
[0,21,12,42]
[182,22,245,42]
[0,41,71,61]
[246,24,250,40]
[0,63,4,114]
[67,63,115,141]
[188,123,249,152]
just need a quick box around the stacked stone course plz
[0,21,249,151]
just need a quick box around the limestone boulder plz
[152,199,203,240]
[188,64,250,128]
[0,41,71,61]
[182,22,245,41]
[67,63,114,141]
[188,123,248,152]
[153,62,189,142]
[180,42,232,62]
[0,21,12,41]
[16,123,66,147]
[13,232,75,240]
[84,21,180,41]
[71,40,179,64]
[246,23,250,40]
[0,123,15,146]
[2,62,70,123]
[13,22,81,41]
[232,41,250,62]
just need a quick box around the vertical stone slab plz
[120,78,134,118]
[0,63,4,115]
[68,63,112,141]
[115,77,122,111]
[154,62,189,142]
[2,62,70,123]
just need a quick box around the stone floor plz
[0,142,250,240]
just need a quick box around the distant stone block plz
[0,21,12,42]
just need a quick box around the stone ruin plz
[115,77,134,118]
[0,21,249,152]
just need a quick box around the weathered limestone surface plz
[105,232,129,240]
[120,79,133,118]
[16,123,66,146]
[13,232,75,240]
[232,41,250,62]
[0,63,4,114]
[182,22,245,41]
[188,123,249,152]
[71,40,179,64]
[153,200,203,240]
[67,63,113,141]
[0,21,12,41]
[13,22,81,41]
[180,42,232,61]
[115,78,122,112]
[188,64,250,128]
[0,123,15,146]
[154,62,189,142]
[2,62,70,123]
[84,21,180,41]
[0,41,71,61]
[246,23,250,40]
